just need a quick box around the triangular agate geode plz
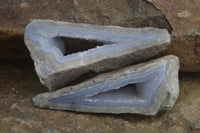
[25,20,170,91]
[33,56,179,115]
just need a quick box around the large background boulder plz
[147,0,200,72]
[0,0,199,71]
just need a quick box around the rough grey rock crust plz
[33,55,179,115]
[24,20,170,91]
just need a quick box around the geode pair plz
[25,20,179,115]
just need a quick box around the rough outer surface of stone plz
[33,55,179,115]
[24,19,170,91]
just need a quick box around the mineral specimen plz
[33,55,179,115]
[24,20,170,91]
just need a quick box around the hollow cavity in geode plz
[51,67,165,108]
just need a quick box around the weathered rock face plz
[147,0,200,72]
[0,0,171,30]
[162,34,200,72]
[147,0,200,36]
[0,0,199,71]
[33,55,180,115]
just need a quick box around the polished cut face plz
[50,67,165,108]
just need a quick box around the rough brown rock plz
[147,0,200,72]
[147,0,200,36]
[0,0,199,71]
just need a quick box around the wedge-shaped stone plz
[25,20,170,91]
[33,55,179,115]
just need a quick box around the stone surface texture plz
[0,60,199,133]
[25,20,170,91]
[33,55,179,115]
[147,0,200,72]
[0,0,199,72]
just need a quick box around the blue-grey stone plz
[32,55,179,115]
[24,20,170,91]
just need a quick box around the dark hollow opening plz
[89,84,143,103]
[51,69,163,107]
[61,37,105,56]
